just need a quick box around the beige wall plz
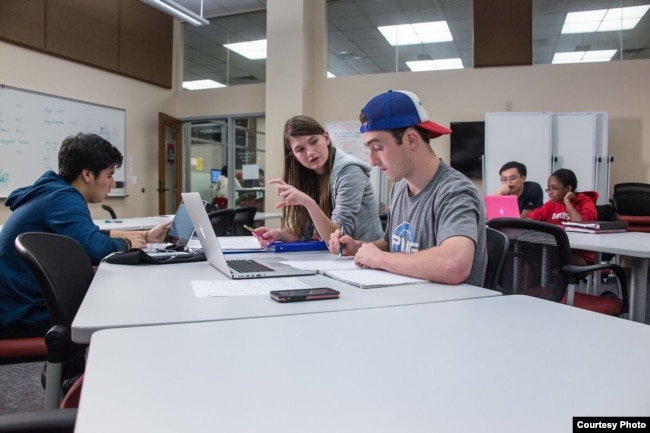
[0,39,175,223]
[2,19,650,224]
[316,61,650,196]
[174,60,650,203]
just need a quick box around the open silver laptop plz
[182,192,317,279]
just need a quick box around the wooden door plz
[158,112,183,215]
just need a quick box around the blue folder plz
[268,240,328,253]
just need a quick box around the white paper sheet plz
[192,277,311,297]
[280,258,357,271]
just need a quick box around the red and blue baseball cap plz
[359,90,452,138]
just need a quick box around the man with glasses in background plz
[494,161,543,218]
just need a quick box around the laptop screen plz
[165,202,194,247]
[484,195,520,221]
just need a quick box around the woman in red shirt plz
[528,168,598,264]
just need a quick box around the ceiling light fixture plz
[561,5,649,34]
[224,40,268,60]
[142,0,209,26]
[378,21,453,46]
[183,79,226,90]
[552,49,617,64]
[406,58,464,71]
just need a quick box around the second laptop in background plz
[484,195,520,221]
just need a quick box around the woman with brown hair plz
[253,115,383,247]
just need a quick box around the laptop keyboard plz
[228,259,274,273]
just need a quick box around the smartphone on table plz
[270,288,340,303]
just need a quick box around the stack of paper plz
[562,221,629,234]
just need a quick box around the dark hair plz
[282,115,335,237]
[551,168,578,190]
[499,161,527,177]
[358,112,431,143]
[58,133,123,182]
[221,165,229,177]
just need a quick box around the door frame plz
[158,112,183,215]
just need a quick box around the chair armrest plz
[0,337,47,359]
[562,263,629,314]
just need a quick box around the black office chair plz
[488,218,629,317]
[611,182,650,216]
[0,408,77,433]
[207,209,235,236]
[231,206,257,236]
[101,204,117,219]
[611,182,650,232]
[15,233,95,409]
[483,227,509,291]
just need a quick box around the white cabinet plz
[484,111,610,205]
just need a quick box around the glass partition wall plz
[184,115,266,212]
[182,1,650,86]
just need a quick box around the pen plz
[243,225,261,238]
[338,228,344,259]
[104,220,123,223]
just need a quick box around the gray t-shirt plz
[384,160,487,286]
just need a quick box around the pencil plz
[243,225,258,236]
[338,228,344,259]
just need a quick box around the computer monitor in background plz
[450,121,485,180]
[210,169,222,183]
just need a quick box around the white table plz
[94,216,172,231]
[94,212,280,231]
[75,295,650,433]
[71,251,499,344]
[567,231,650,323]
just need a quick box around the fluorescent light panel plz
[561,5,649,34]
[224,39,268,60]
[552,49,617,64]
[142,0,209,26]
[183,79,225,90]
[406,58,463,71]
[378,21,453,46]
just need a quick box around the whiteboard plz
[0,85,126,198]
[553,112,609,205]
[484,112,553,197]
[552,113,596,196]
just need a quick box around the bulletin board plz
[0,85,126,197]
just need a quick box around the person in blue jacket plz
[0,132,170,339]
